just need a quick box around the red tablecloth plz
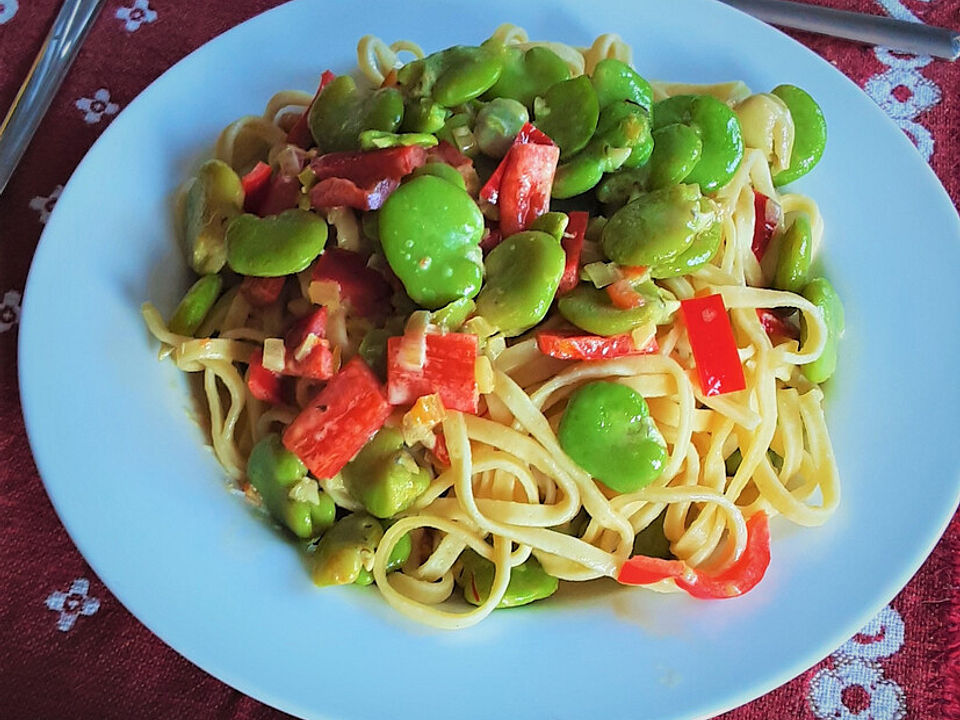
[1,1,958,718]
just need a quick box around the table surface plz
[0,1,958,718]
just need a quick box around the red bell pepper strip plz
[751,191,781,261]
[479,122,555,204]
[240,276,286,307]
[256,174,302,216]
[756,308,800,341]
[241,161,272,213]
[310,145,428,188]
[387,333,479,413]
[617,512,771,599]
[426,141,473,173]
[498,142,561,237]
[282,356,392,479]
[286,70,336,148]
[680,293,746,397]
[247,349,284,404]
[558,210,588,294]
[283,307,334,380]
[536,330,658,361]
[311,248,392,318]
[309,176,400,211]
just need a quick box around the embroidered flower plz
[809,657,906,720]
[75,88,120,125]
[45,578,101,632]
[0,0,19,24]
[0,290,21,333]
[115,0,157,32]
[29,184,63,224]
[835,605,905,662]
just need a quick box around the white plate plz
[20,1,960,718]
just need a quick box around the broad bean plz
[552,140,632,199]
[430,297,476,331]
[475,98,529,158]
[459,550,558,608]
[182,159,243,274]
[475,230,565,336]
[534,75,599,158]
[557,282,669,336]
[168,274,223,336]
[653,94,744,193]
[590,58,653,112]
[558,381,667,492]
[311,512,383,587]
[247,434,336,539]
[398,45,503,107]
[801,277,844,384]
[401,98,449,134]
[771,84,826,186]
[341,427,431,518]
[308,75,404,153]
[359,130,437,150]
[650,221,722,278]
[379,175,485,309]
[594,100,653,168]
[411,161,467,190]
[645,123,704,189]
[481,44,571,108]
[527,211,569,242]
[226,209,328,277]
[773,214,813,292]
[602,184,718,267]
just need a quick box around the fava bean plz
[557,282,669,336]
[401,98,450,134]
[411,161,467,190]
[398,45,503,107]
[475,230,565,336]
[308,75,404,153]
[650,220,722,278]
[341,427,431,518]
[558,381,667,492]
[481,44,571,108]
[475,98,529,158]
[247,434,336,539]
[168,274,223,336]
[182,159,243,274]
[602,184,718,267]
[773,214,813,292]
[594,100,654,168]
[552,141,632,199]
[430,296,476,331]
[590,58,653,112]
[379,175,485,309]
[311,512,383,587]
[801,277,843,384]
[459,550,558,608]
[771,84,826,186]
[226,209,328,277]
[646,123,704,189]
[653,94,744,193]
[534,75,599,158]
[527,211,569,242]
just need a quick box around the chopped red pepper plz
[536,330,658,361]
[256,174,302,216]
[311,248,392,317]
[498,142,561,237]
[479,122,555,204]
[604,266,649,309]
[241,161,273,213]
[426,141,473,174]
[756,308,800,341]
[282,356,392,479]
[617,512,771,599]
[247,349,284,404]
[387,333,479,413]
[680,293,746,396]
[310,145,428,187]
[558,211,588,294]
[240,276,286,307]
[283,307,334,380]
[429,429,451,467]
[751,191,781,261]
[309,176,400,211]
[286,70,336,148]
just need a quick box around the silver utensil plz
[0,0,106,196]
[719,0,960,60]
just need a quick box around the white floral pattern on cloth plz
[45,578,101,632]
[864,0,942,160]
[115,0,158,32]
[29,184,63,224]
[75,89,120,125]
[0,0,18,24]
[0,290,22,333]
[808,605,908,719]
